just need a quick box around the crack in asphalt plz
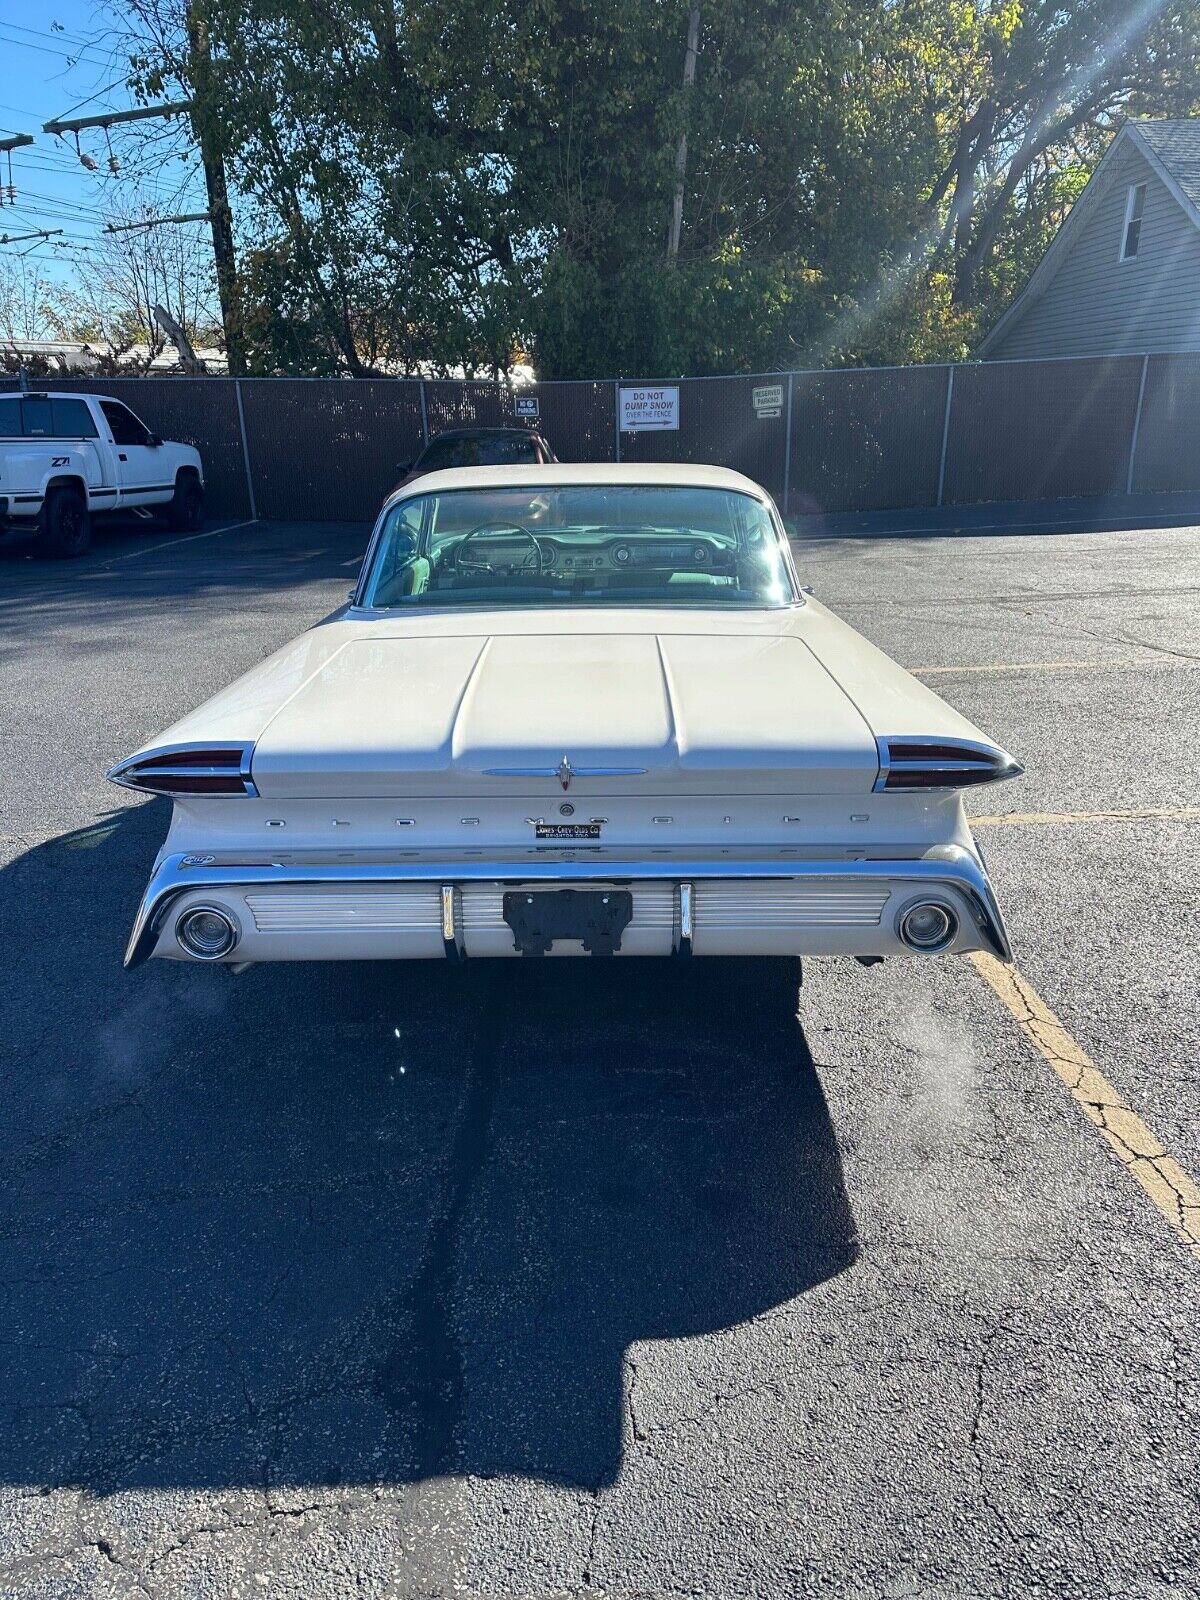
[625,1353,645,1445]
[970,955,1200,1258]
[581,1486,602,1591]
[1060,617,1200,665]
[967,1320,1035,1570]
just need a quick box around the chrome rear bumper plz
[124,846,1011,967]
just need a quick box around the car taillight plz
[106,744,256,796]
[875,737,1022,792]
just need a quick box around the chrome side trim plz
[483,765,648,779]
[123,846,1011,968]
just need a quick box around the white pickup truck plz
[0,390,205,557]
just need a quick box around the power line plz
[0,19,101,51]
[2,195,105,228]
[13,148,199,196]
[55,78,139,124]
[9,187,109,219]
[0,25,114,67]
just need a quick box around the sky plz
[0,0,207,291]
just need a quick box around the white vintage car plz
[110,464,1020,969]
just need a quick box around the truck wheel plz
[169,473,204,531]
[40,486,91,558]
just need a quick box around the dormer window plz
[1120,183,1147,261]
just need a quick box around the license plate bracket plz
[502,888,634,956]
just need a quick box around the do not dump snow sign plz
[619,386,680,431]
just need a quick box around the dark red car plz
[394,426,557,493]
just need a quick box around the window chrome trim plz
[352,479,801,610]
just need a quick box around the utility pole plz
[43,102,193,135]
[43,9,246,376]
[0,228,63,246]
[104,213,212,234]
[185,3,244,375]
[0,134,33,153]
[667,2,701,259]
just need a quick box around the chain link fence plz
[4,354,1198,523]
[790,366,949,514]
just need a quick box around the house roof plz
[978,119,1200,356]
[1135,120,1200,218]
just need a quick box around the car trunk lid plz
[249,632,879,796]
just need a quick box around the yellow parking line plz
[972,807,1200,827]
[913,658,1197,676]
[970,953,1200,1259]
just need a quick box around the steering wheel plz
[456,521,543,573]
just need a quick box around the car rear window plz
[360,483,796,610]
[0,396,99,438]
[475,435,540,465]
[419,433,539,471]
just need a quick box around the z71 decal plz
[51,456,70,467]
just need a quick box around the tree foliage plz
[118,0,1200,375]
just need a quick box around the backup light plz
[176,904,240,959]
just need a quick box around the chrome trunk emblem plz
[556,756,574,791]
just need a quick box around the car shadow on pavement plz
[0,518,372,632]
[0,800,858,1494]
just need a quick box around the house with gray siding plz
[980,120,1200,361]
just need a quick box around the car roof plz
[387,462,769,499]
[424,426,544,442]
[1,391,119,404]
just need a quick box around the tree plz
[902,0,1200,311]
[48,201,221,362]
[0,255,60,344]
[99,0,1200,375]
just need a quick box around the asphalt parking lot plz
[1,509,1198,1599]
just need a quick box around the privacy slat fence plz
[3,353,1198,523]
